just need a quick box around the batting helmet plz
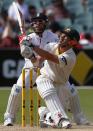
[62,28,80,42]
[31,13,48,22]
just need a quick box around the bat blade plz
[13,2,25,34]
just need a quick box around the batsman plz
[20,28,90,128]
[4,11,89,127]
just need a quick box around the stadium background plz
[0,0,93,127]
[0,0,93,86]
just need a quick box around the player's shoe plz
[38,106,56,128]
[57,118,72,129]
[40,119,56,128]
[4,118,13,126]
[40,112,56,128]
[74,112,90,125]
[38,107,72,128]
[40,116,72,129]
[38,106,53,128]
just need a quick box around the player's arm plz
[32,45,70,66]
[19,37,44,66]
[33,46,59,64]
[29,54,44,67]
[19,37,59,64]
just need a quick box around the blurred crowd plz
[0,0,93,49]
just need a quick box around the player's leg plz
[38,106,51,127]
[56,84,70,112]
[69,84,89,125]
[4,59,37,126]
[36,75,71,128]
[59,82,89,125]
[4,74,22,126]
[4,68,36,126]
[38,84,70,128]
[4,84,21,126]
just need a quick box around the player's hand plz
[18,34,32,46]
[19,35,35,49]
[18,33,26,44]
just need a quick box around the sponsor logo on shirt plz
[61,56,67,65]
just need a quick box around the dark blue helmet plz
[31,13,48,22]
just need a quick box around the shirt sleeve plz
[51,35,59,43]
[43,42,56,52]
[58,53,70,67]
[27,34,40,46]
[48,31,59,42]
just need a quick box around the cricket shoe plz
[38,106,49,128]
[4,117,13,126]
[40,117,72,129]
[38,107,55,128]
[40,112,56,128]
[57,118,72,129]
[38,107,71,129]
[74,112,90,125]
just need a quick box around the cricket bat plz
[13,1,25,34]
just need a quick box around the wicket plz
[22,68,41,127]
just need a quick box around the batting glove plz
[20,44,34,59]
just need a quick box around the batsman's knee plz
[36,76,56,99]
[11,84,22,95]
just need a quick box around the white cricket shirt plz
[40,43,76,84]
[24,30,59,68]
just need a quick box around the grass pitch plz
[0,87,93,125]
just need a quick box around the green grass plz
[0,88,93,125]
[78,89,93,121]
